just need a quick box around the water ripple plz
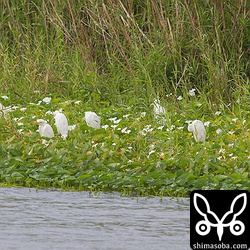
[0,188,190,250]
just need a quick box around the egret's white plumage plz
[152,99,166,124]
[54,111,68,140]
[153,99,166,115]
[84,111,101,129]
[188,120,206,142]
[36,119,54,138]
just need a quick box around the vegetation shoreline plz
[0,1,249,196]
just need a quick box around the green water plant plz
[0,92,249,197]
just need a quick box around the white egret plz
[54,110,68,140]
[153,99,166,115]
[152,99,166,124]
[36,119,54,138]
[84,111,101,129]
[188,120,206,142]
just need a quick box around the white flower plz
[141,112,146,117]
[11,106,19,110]
[108,117,121,124]
[17,122,24,126]
[20,107,27,112]
[215,111,221,116]
[170,125,175,131]
[1,96,8,100]
[34,90,40,93]
[143,124,153,133]
[2,107,12,114]
[123,114,131,119]
[41,139,50,146]
[188,120,206,142]
[113,119,121,124]
[204,121,210,127]
[74,100,81,104]
[102,125,109,130]
[228,143,234,148]
[121,127,131,134]
[45,110,53,115]
[232,118,238,123]
[188,88,196,96]
[148,150,155,157]
[139,131,147,136]
[177,126,184,130]
[177,96,183,101]
[68,125,76,131]
[219,148,226,154]
[109,117,118,122]
[157,126,164,130]
[43,97,52,104]
[111,124,118,129]
[216,129,222,135]
[197,103,202,107]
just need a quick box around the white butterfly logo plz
[193,193,247,241]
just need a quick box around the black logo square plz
[190,190,250,250]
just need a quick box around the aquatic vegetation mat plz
[0,94,249,197]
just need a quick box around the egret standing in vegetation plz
[54,110,69,140]
[152,99,166,124]
[36,119,54,138]
[188,120,206,142]
[84,111,101,129]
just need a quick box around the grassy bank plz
[0,0,249,196]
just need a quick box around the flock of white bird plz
[36,110,101,140]
[1,99,206,142]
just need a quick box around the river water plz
[0,188,190,250]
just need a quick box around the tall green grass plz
[0,0,249,105]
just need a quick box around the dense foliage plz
[0,0,249,196]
